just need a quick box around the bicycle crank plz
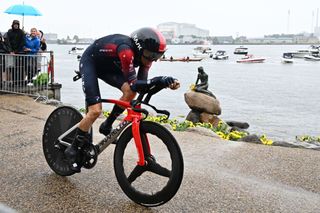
[82,143,98,169]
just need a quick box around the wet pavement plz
[1,95,320,213]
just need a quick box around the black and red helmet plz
[131,27,166,61]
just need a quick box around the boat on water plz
[281,53,294,63]
[212,50,229,60]
[304,54,320,61]
[236,54,266,63]
[68,47,85,55]
[192,46,213,58]
[309,45,320,55]
[289,49,310,58]
[160,57,202,62]
[234,46,248,55]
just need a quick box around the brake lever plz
[141,102,170,119]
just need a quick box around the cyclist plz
[65,27,180,172]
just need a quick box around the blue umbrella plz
[4,3,42,29]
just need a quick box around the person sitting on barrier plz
[5,20,25,54]
[64,27,180,172]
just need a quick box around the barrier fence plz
[0,52,54,100]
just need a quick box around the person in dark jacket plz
[5,20,25,54]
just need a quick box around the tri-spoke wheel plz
[42,106,83,176]
[114,121,184,207]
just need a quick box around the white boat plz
[309,45,320,55]
[192,46,213,58]
[68,47,85,55]
[304,54,320,61]
[281,53,294,63]
[234,46,248,55]
[237,54,266,63]
[212,50,229,60]
[290,49,310,58]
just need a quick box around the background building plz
[157,22,210,44]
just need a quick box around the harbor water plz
[52,44,320,141]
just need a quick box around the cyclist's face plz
[141,55,152,67]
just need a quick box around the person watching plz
[24,28,40,55]
[64,27,180,172]
[5,20,25,54]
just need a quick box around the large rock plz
[199,112,221,127]
[184,91,221,115]
[185,110,200,123]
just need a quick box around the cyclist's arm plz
[117,44,137,84]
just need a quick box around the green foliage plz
[90,110,275,145]
[32,73,48,86]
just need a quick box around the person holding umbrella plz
[4,20,25,54]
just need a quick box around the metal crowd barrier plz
[0,52,53,100]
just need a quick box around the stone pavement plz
[1,94,320,213]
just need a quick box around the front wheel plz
[114,121,184,207]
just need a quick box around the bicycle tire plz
[42,106,82,176]
[114,121,184,207]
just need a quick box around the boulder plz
[226,121,249,129]
[199,112,221,127]
[184,91,221,115]
[186,110,200,123]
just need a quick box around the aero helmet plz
[131,27,166,61]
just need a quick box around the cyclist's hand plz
[169,80,180,90]
[150,76,175,88]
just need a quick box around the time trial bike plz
[42,76,184,207]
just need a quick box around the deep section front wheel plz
[42,106,83,176]
[114,121,184,207]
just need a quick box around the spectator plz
[24,28,40,54]
[0,33,9,53]
[5,20,25,54]
[38,30,47,52]
[24,28,40,85]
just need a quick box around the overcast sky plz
[1,0,319,39]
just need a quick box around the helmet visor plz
[142,49,164,61]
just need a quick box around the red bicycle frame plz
[100,99,150,166]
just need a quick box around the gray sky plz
[1,0,319,39]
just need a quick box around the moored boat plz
[212,50,229,60]
[236,54,266,63]
[68,47,85,55]
[281,53,294,63]
[160,57,202,62]
[304,54,320,61]
[192,46,213,58]
[234,46,248,54]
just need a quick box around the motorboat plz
[236,54,266,63]
[212,50,229,60]
[68,47,85,55]
[309,45,320,55]
[234,46,248,54]
[290,49,310,58]
[304,54,320,61]
[281,53,294,63]
[192,46,213,58]
[160,56,202,62]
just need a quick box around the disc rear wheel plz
[42,106,83,176]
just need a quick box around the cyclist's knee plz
[87,104,102,119]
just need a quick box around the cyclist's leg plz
[65,53,102,172]
[98,71,136,136]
